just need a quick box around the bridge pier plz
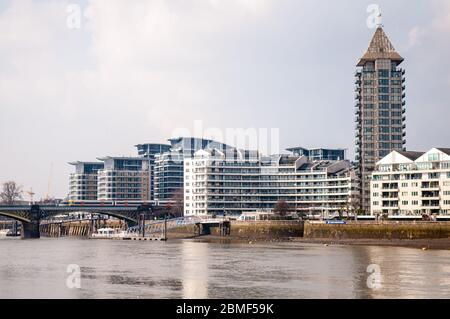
[21,205,41,239]
[21,220,40,239]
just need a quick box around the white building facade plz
[184,148,359,217]
[371,148,450,216]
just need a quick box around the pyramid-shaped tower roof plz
[357,27,404,66]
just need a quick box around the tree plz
[0,181,23,205]
[274,200,290,217]
[168,188,184,218]
[339,194,360,220]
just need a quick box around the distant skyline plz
[1,0,450,199]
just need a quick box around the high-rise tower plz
[355,25,406,212]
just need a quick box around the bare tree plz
[0,181,23,205]
[339,194,360,219]
[168,188,184,218]
[274,200,290,217]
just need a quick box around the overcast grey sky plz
[1,0,449,199]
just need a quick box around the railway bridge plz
[0,204,156,239]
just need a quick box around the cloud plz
[1,0,450,199]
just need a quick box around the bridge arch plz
[0,211,31,223]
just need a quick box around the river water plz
[0,238,450,299]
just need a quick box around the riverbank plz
[190,235,450,250]
[292,237,450,250]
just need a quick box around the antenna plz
[45,163,54,201]
[26,188,35,204]
[376,8,383,28]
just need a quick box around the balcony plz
[382,203,399,208]
[422,182,440,190]
[382,183,399,191]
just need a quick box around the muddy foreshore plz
[191,235,450,250]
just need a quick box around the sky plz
[0,0,449,199]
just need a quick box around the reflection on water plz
[0,238,450,299]
[182,242,209,298]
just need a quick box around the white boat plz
[91,228,127,239]
[0,229,11,238]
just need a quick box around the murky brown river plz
[1,238,450,299]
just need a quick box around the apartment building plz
[371,148,450,216]
[355,25,407,212]
[154,137,232,204]
[68,161,104,201]
[97,157,151,202]
[286,147,346,161]
[184,148,359,217]
[135,143,171,200]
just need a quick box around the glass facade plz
[135,143,171,200]
[287,147,346,161]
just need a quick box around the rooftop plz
[396,151,425,161]
[357,27,404,66]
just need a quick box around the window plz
[401,183,408,187]
[417,163,432,170]
[402,201,409,205]
[428,153,439,162]
[378,70,390,77]
[379,87,389,93]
